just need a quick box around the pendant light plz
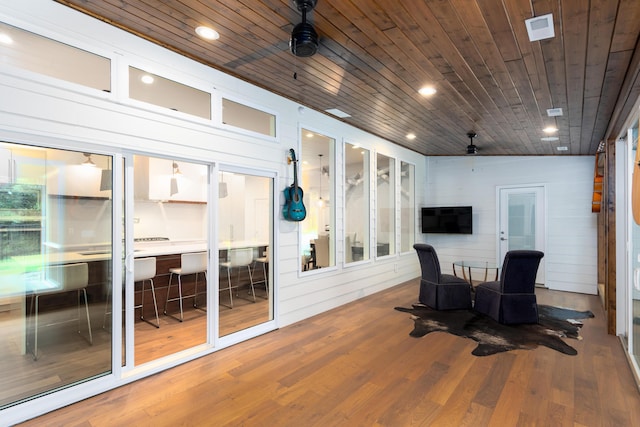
[317,154,324,207]
[170,161,180,196]
[100,155,112,191]
[219,171,228,198]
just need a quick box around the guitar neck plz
[292,159,299,189]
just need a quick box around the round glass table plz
[452,260,499,285]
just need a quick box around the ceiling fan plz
[290,0,319,57]
[466,132,478,155]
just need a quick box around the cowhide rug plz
[394,304,594,356]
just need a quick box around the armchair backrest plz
[500,250,544,293]
[413,243,441,283]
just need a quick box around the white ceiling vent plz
[325,108,351,118]
[547,107,563,117]
[525,14,555,42]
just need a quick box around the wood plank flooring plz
[18,279,640,426]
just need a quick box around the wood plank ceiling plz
[55,0,640,156]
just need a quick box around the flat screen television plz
[421,206,472,234]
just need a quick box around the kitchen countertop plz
[17,240,268,265]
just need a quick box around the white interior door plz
[498,186,546,284]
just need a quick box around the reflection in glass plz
[0,21,110,92]
[507,193,536,250]
[0,143,112,409]
[222,98,276,137]
[129,67,211,119]
[629,119,640,365]
[301,129,335,271]
[345,143,370,263]
[400,161,415,253]
[218,171,273,336]
[376,153,395,257]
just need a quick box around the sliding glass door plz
[121,154,210,367]
[0,142,113,408]
[218,169,273,336]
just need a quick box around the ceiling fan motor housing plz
[290,22,318,57]
[290,0,319,57]
[466,131,478,155]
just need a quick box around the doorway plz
[497,185,546,284]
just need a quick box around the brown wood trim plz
[605,139,616,335]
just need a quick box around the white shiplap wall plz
[422,156,598,295]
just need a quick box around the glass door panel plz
[130,154,208,365]
[345,143,370,263]
[629,118,640,365]
[0,143,112,408]
[376,153,395,257]
[218,171,273,336]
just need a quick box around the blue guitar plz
[283,148,306,221]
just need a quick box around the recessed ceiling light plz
[541,137,559,141]
[306,132,314,138]
[406,133,416,140]
[195,26,219,40]
[0,33,13,44]
[141,74,154,84]
[543,126,558,134]
[419,86,437,96]
[556,146,568,151]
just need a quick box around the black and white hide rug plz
[394,304,594,356]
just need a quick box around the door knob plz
[500,237,508,241]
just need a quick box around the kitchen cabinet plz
[0,147,11,183]
[45,151,111,198]
[0,146,46,185]
[143,157,207,203]
[46,164,107,198]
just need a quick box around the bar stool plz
[103,257,160,329]
[252,247,269,299]
[164,252,207,322]
[219,247,256,308]
[134,257,160,328]
[29,263,92,360]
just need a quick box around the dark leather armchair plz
[473,250,544,324]
[413,244,472,310]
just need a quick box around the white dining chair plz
[164,252,207,322]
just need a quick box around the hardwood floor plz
[19,279,640,426]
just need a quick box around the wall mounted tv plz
[421,206,472,234]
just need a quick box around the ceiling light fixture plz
[82,153,96,167]
[0,33,13,44]
[406,133,416,140]
[419,86,437,96]
[141,74,154,84]
[195,25,220,40]
[547,108,563,117]
[556,146,568,151]
[543,126,558,134]
[541,136,559,141]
